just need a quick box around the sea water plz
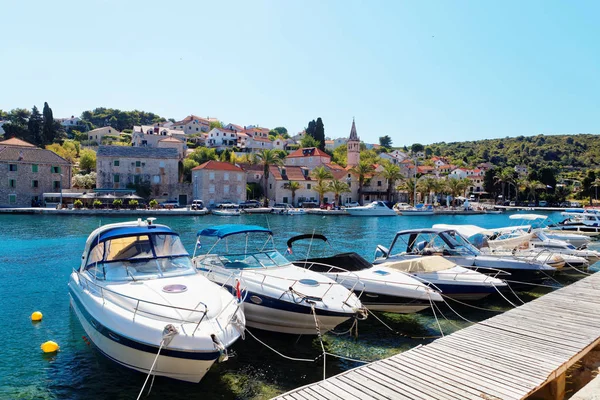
[0,211,596,399]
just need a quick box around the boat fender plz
[162,324,178,347]
[31,311,43,322]
[41,341,59,353]
[211,334,229,362]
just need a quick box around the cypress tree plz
[42,102,56,145]
[27,106,43,146]
[306,120,316,141]
[315,117,325,151]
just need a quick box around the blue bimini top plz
[197,224,272,239]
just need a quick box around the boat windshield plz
[85,233,194,281]
[197,250,292,270]
[390,231,479,257]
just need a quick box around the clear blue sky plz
[2,0,599,146]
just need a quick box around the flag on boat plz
[286,246,293,255]
[196,241,202,248]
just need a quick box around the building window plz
[135,161,141,167]
[153,175,160,184]
[51,166,61,173]
[307,184,311,190]
[9,164,17,172]
[209,172,215,180]
[377,181,382,187]
[53,181,60,189]
[9,179,16,188]
[237,173,242,181]
[32,180,38,188]
[134,175,141,184]
[114,160,120,166]
[209,184,215,193]
[224,185,230,194]
[32,164,38,173]
[236,186,242,194]
[113,174,120,183]
[159,161,165,168]
[224,172,229,181]
[269,184,272,189]
[8,194,16,204]
[283,197,288,204]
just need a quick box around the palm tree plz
[418,176,439,204]
[311,166,333,185]
[350,161,375,205]
[328,180,351,206]
[283,181,301,206]
[519,179,545,203]
[256,149,282,206]
[494,168,515,203]
[445,178,465,206]
[397,178,417,205]
[380,162,402,202]
[314,181,330,205]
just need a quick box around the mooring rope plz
[137,325,178,400]
[492,284,518,308]
[362,305,442,340]
[245,328,314,362]
[563,259,592,276]
[506,283,526,305]
[440,293,506,313]
[428,294,444,337]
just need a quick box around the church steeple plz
[347,118,360,167]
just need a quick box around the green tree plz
[283,181,301,206]
[256,149,283,206]
[328,180,350,206]
[350,161,375,205]
[272,127,288,138]
[300,134,320,149]
[3,108,30,141]
[380,161,402,202]
[314,117,325,151]
[306,120,316,139]
[411,143,424,155]
[42,102,57,145]
[379,135,393,150]
[79,149,96,173]
[418,176,440,204]
[182,158,199,182]
[27,106,43,146]
[314,181,330,205]
[494,167,515,202]
[209,120,223,130]
[332,145,347,167]
[188,147,218,164]
[311,165,333,185]
[445,178,467,206]
[397,178,417,205]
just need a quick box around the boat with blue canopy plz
[192,224,367,335]
[68,218,245,383]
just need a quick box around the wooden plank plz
[506,307,600,333]
[324,377,379,400]
[337,373,411,400]
[318,381,361,400]
[490,313,597,339]
[293,388,320,400]
[372,360,471,400]
[355,368,431,400]
[371,353,485,400]
[396,349,528,399]
[479,319,592,346]
[304,387,336,400]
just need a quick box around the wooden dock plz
[274,272,600,400]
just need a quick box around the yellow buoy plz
[41,341,59,353]
[31,311,43,322]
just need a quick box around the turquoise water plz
[0,212,596,399]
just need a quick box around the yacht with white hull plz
[68,219,245,383]
[192,225,366,335]
[346,201,397,217]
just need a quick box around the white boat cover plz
[381,256,457,273]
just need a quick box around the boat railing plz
[78,274,209,334]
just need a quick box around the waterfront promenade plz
[274,272,600,400]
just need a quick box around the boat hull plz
[398,211,434,216]
[431,282,499,301]
[357,292,432,313]
[69,292,218,383]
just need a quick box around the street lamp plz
[59,173,64,209]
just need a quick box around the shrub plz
[93,200,102,209]
[73,199,83,209]
[149,199,158,209]
[113,199,123,209]
[128,199,139,209]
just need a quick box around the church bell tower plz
[347,118,360,167]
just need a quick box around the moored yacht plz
[345,201,397,217]
[192,225,366,334]
[286,234,444,313]
[68,218,245,383]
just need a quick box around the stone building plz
[87,126,122,144]
[191,161,246,207]
[284,147,331,170]
[0,138,71,207]
[96,146,189,203]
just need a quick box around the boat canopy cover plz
[379,256,457,273]
[509,214,547,221]
[94,225,176,243]
[197,224,272,238]
[293,252,373,273]
[287,234,328,248]
[432,224,494,238]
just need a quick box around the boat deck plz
[273,272,600,400]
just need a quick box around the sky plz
[2,0,599,146]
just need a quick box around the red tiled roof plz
[252,137,272,142]
[0,137,36,147]
[158,137,184,143]
[325,163,345,171]
[286,147,331,159]
[175,115,210,125]
[270,165,311,181]
[192,160,244,172]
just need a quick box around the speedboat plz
[242,207,273,214]
[550,212,600,237]
[374,228,557,285]
[68,218,245,383]
[212,204,241,216]
[286,234,444,313]
[397,204,434,216]
[508,214,593,246]
[345,201,397,217]
[192,225,366,335]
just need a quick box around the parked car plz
[560,201,571,207]
[159,200,179,209]
[299,201,319,208]
[344,201,360,208]
[320,202,335,209]
[239,200,261,209]
[509,201,516,206]
[191,199,204,210]
[538,200,548,207]
[570,201,582,208]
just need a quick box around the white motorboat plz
[68,218,245,383]
[192,225,366,335]
[550,211,600,237]
[286,234,444,313]
[212,204,241,216]
[242,207,273,214]
[374,228,557,286]
[345,201,397,217]
[508,214,593,246]
[286,208,307,215]
[377,256,508,301]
